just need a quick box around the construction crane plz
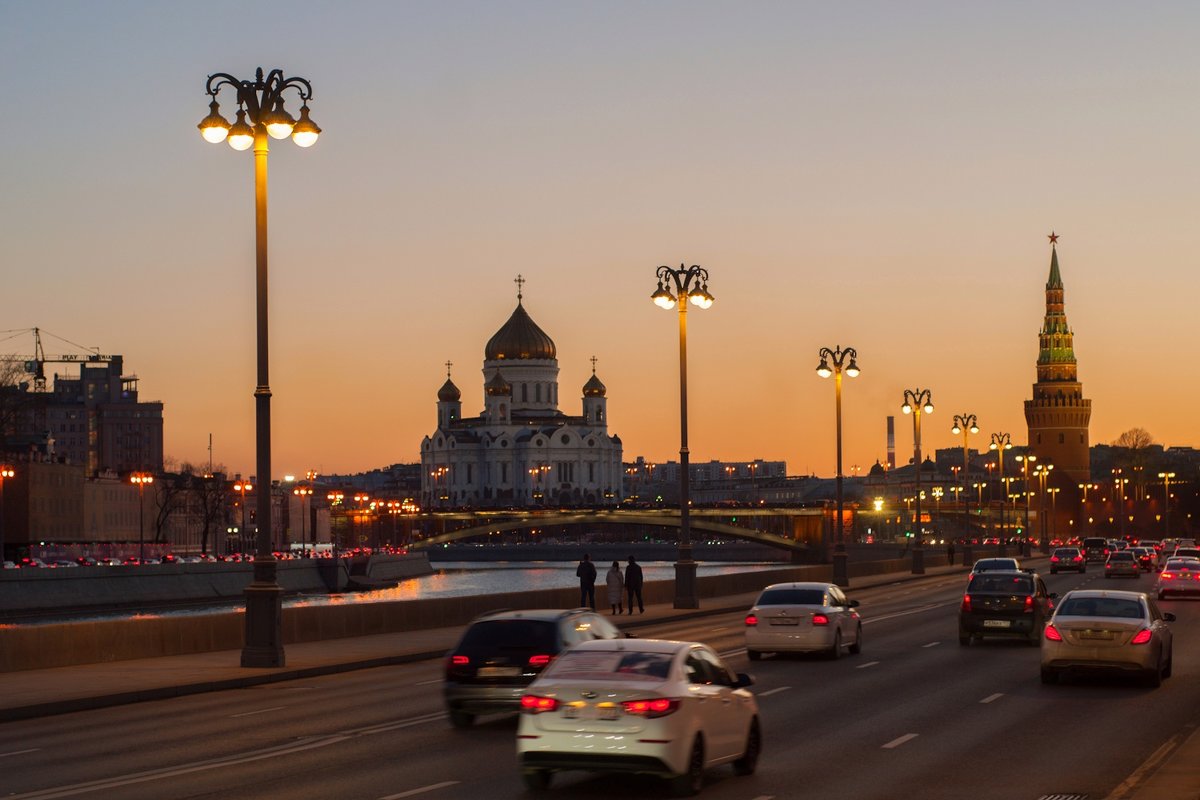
[0,328,114,392]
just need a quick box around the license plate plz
[769,618,800,626]
[477,666,521,677]
[982,619,1011,628]
[563,705,619,721]
[1079,630,1114,640]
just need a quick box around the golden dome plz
[485,302,556,361]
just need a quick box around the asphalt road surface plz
[2,568,1197,800]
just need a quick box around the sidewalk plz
[1,558,1193,799]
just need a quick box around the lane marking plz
[230,705,287,718]
[980,693,1004,704]
[856,661,880,669]
[922,641,941,648]
[757,686,791,698]
[882,733,919,749]
[0,748,41,758]
[415,678,442,686]
[864,601,957,624]
[379,781,461,799]
[750,796,776,800]
[1102,729,1190,800]
[718,647,746,658]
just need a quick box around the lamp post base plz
[911,545,925,575]
[832,546,850,588]
[673,558,699,609]
[241,560,285,668]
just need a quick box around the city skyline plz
[3,3,1199,479]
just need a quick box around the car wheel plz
[522,769,553,791]
[827,630,843,660]
[1144,666,1163,688]
[669,736,705,797]
[1040,667,1058,685]
[848,624,863,655]
[732,718,761,776]
[747,649,762,661]
[449,709,475,729]
[1163,653,1173,679]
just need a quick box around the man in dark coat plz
[576,553,597,609]
[624,556,644,614]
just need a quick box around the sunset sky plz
[2,2,1198,480]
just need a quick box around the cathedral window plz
[561,434,570,444]
[588,463,595,482]
[502,463,508,482]
[1059,433,1064,445]
[467,464,473,483]
[536,384,542,403]
[522,384,528,402]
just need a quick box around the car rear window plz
[459,619,557,651]
[543,650,673,680]
[1057,597,1144,619]
[757,588,826,605]
[1053,549,1079,557]
[967,574,1033,593]
[1108,552,1134,561]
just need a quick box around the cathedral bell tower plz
[1024,233,1092,482]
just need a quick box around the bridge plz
[404,507,829,557]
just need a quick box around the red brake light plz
[1130,629,1153,645]
[961,594,972,613]
[1073,556,1083,562]
[1050,556,1060,563]
[1106,563,1112,569]
[1023,596,1034,613]
[744,614,758,627]
[621,698,680,718]
[528,654,552,667]
[1161,572,1175,580]
[811,613,830,626]
[1044,624,1063,642]
[520,694,559,713]
[451,655,469,665]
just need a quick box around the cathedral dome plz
[582,373,606,397]
[438,378,461,402]
[485,302,556,361]
[484,371,512,396]
[868,460,886,477]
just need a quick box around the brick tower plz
[1024,233,1091,482]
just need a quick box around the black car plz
[959,571,1056,646]
[443,608,623,728]
[1049,547,1086,574]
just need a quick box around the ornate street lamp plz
[817,345,860,587]
[233,478,253,555]
[652,263,714,609]
[293,485,313,554]
[901,388,934,574]
[1077,482,1097,533]
[0,465,13,563]
[130,472,154,563]
[1047,486,1061,542]
[1014,454,1037,556]
[1034,462,1054,552]
[199,67,320,668]
[988,433,1013,553]
[1158,472,1176,538]
[1112,468,1130,541]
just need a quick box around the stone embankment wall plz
[0,554,947,672]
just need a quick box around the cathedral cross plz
[514,274,525,301]
[445,360,453,378]
[590,355,598,374]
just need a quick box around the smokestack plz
[886,416,895,470]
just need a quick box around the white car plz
[516,638,760,796]
[744,581,862,660]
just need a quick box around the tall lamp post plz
[1112,469,1129,541]
[1077,482,1097,533]
[233,478,253,555]
[652,263,715,609]
[0,465,13,562]
[901,388,934,574]
[326,491,344,558]
[1014,454,1036,557]
[293,485,313,554]
[1047,487,1061,542]
[131,472,154,562]
[1158,472,1176,538]
[988,433,1012,553]
[199,67,320,668]
[816,345,860,587]
[1034,463,1054,552]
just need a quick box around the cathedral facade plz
[1024,235,1092,482]
[420,287,624,509]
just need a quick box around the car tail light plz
[1044,624,1063,642]
[744,613,758,627]
[621,698,680,718]
[811,613,830,626]
[520,694,559,713]
[1073,556,1083,563]
[961,594,972,613]
[450,655,469,666]
[1130,629,1153,645]
[1050,556,1060,563]
[528,654,553,667]
[1023,596,1034,613]
[1161,572,1175,580]
[1106,563,1112,570]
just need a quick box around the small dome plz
[484,372,512,396]
[583,373,606,397]
[868,460,886,477]
[920,457,938,473]
[438,378,461,402]
[485,302,556,361]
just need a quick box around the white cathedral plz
[420,283,624,509]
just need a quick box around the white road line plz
[749,796,776,800]
[922,641,940,648]
[230,705,287,718]
[718,647,746,658]
[415,678,442,685]
[379,781,461,799]
[757,686,791,698]
[0,748,40,758]
[882,733,919,749]
[864,601,957,624]
[856,661,880,669]
[980,693,1004,704]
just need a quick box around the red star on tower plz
[1048,231,1059,245]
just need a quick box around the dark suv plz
[1082,537,1110,563]
[959,571,1056,646]
[443,608,623,728]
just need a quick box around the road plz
[2,567,1197,800]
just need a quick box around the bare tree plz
[177,462,230,554]
[1111,428,1156,501]
[1112,428,1154,450]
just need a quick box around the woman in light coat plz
[605,561,624,615]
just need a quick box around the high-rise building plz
[1024,234,1091,482]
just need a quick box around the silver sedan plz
[1041,589,1174,687]
[744,582,862,660]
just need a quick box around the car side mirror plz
[1163,613,1176,623]
[848,599,861,608]
[625,632,638,638]
[734,672,754,689]
[1048,592,1058,599]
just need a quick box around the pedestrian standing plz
[947,540,956,566]
[624,556,644,614]
[576,553,597,609]
[606,561,624,615]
